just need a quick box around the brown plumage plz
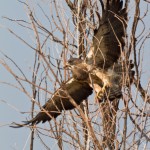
[85,0,129,101]
[11,79,92,127]
[86,0,127,68]
[65,57,89,81]
[11,0,133,127]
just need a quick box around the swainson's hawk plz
[11,0,134,127]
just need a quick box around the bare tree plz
[1,0,150,150]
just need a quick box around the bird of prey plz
[11,0,134,127]
[64,57,89,81]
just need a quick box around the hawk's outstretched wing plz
[11,0,128,127]
[87,0,127,68]
[11,78,92,127]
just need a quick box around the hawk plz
[64,57,89,81]
[11,0,134,127]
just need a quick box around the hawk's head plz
[64,57,89,81]
[65,57,83,69]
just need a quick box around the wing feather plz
[10,78,93,127]
[87,0,127,68]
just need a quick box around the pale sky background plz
[0,0,150,150]
[0,1,38,150]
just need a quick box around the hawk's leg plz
[96,85,108,102]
